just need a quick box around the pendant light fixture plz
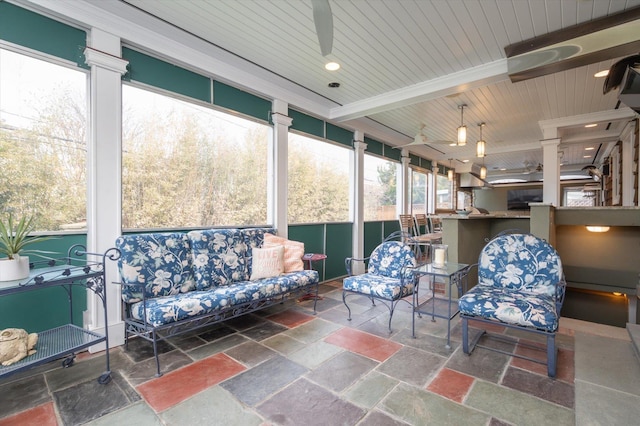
[457,104,467,146]
[476,122,486,158]
[480,160,487,179]
[447,158,454,181]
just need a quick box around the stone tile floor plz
[0,280,639,425]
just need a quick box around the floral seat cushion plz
[343,273,414,300]
[130,270,318,327]
[458,285,559,331]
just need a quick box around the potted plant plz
[0,214,54,281]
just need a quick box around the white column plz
[541,139,561,206]
[431,162,439,214]
[352,133,366,274]
[621,120,635,206]
[270,100,291,238]
[401,149,411,213]
[84,29,128,350]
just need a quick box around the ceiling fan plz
[397,125,456,148]
[311,0,333,56]
[501,161,542,175]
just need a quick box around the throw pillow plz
[250,245,284,280]
[263,233,305,272]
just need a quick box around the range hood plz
[457,163,493,189]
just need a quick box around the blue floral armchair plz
[343,241,417,333]
[458,232,566,377]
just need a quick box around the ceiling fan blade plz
[311,0,333,56]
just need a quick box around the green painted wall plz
[0,234,87,332]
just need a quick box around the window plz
[411,169,428,214]
[122,85,270,229]
[363,154,399,221]
[288,133,350,223]
[0,48,87,231]
[564,187,597,207]
[436,174,453,210]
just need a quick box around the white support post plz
[541,139,561,207]
[270,100,291,238]
[84,29,128,350]
[353,133,366,275]
[401,149,411,214]
[431,162,439,214]
[621,120,635,206]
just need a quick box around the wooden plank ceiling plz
[120,0,640,182]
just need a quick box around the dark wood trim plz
[505,6,640,58]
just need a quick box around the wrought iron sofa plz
[115,228,319,376]
[458,232,566,377]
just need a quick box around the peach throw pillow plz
[263,233,305,272]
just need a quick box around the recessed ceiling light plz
[583,155,592,158]
[584,123,598,128]
[500,168,506,171]
[585,147,595,150]
[325,62,340,71]
[462,159,469,163]
[594,70,609,78]
[328,82,340,88]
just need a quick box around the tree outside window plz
[0,49,87,231]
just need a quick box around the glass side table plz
[412,262,471,349]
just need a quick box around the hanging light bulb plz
[457,104,467,146]
[447,158,454,181]
[480,165,487,179]
[476,122,486,158]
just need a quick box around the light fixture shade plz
[480,165,487,179]
[447,169,454,181]
[586,225,610,233]
[476,140,486,157]
[457,125,467,146]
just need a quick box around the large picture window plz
[122,85,270,229]
[436,174,453,210]
[364,154,399,221]
[411,169,428,214]
[0,48,87,231]
[288,133,350,223]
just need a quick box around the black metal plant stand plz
[0,245,119,384]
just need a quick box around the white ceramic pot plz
[0,255,30,282]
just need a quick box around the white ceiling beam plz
[559,131,621,145]
[539,108,636,138]
[330,59,509,121]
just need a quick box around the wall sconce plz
[457,104,467,146]
[476,122,486,157]
[586,225,610,232]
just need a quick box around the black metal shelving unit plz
[0,245,119,384]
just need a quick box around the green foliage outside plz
[0,89,86,231]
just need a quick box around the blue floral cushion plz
[343,241,416,301]
[130,270,318,327]
[116,233,196,303]
[343,274,414,300]
[478,233,562,298]
[187,229,249,289]
[368,241,416,281]
[458,286,559,331]
[459,233,564,332]
[240,227,276,274]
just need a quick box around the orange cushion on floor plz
[263,233,305,273]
